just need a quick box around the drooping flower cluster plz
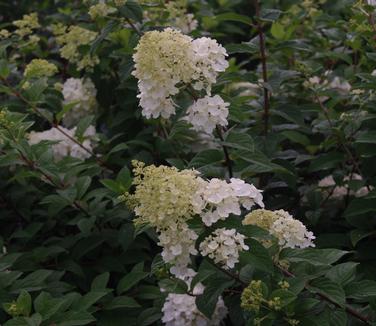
[132,28,228,119]
[193,178,264,226]
[162,276,227,326]
[124,162,263,277]
[62,78,98,127]
[185,95,229,134]
[28,125,96,161]
[54,25,99,70]
[125,161,203,277]
[199,228,249,269]
[24,59,58,79]
[243,209,315,249]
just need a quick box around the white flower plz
[132,29,228,119]
[199,228,249,269]
[158,222,199,278]
[270,210,315,249]
[162,292,227,326]
[367,0,376,6]
[185,95,229,134]
[62,78,97,127]
[28,125,96,161]
[193,178,264,226]
[191,37,229,93]
[132,28,196,119]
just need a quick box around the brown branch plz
[313,91,371,192]
[216,126,233,178]
[279,266,371,325]
[0,76,113,173]
[253,0,270,136]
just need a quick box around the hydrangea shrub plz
[0,0,376,325]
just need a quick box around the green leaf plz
[75,176,91,200]
[16,290,32,317]
[34,292,65,320]
[117,263,149,294]
[308,152,344,172]
[54,311,95,326]
[91,272,110,290]
[74,291,109,311]
[196,275,235,319]
[269,289,296,307]
[330,309,347,326]
[344,280,376,300]
[0,59,10,78]
[158,279,188,294]
[214,13,253,25]
[309,278,346,306]
[239,239,274,273]
[104,296,140,310]
[271,22,285,40]
[325,262,358,286]
[280,248,348,266]
[260,9,282,22]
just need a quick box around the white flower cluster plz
[185,95,229,134]
[243,209,315,249]
[132,28,229,121]
[270,210,315,249]
[158,222,198,278]
[162,277,227,326]
[62,78,97,127]
[126,163,263,278]
[28,125,96,161]
[193,178,264,226]
[199,228,249,269]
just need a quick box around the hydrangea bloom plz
[158,222,198,278]
[132,28,228,119]
[125,161,204,228]
[162,280,227,326]
[193,178,264,226]
[28,125,96,161]
[62,78,97,127]
[243,209,315,249]
[199,228,249,269]
[132,28,196,119]
[55,26,99,71]
[185,95,229,134]
[24,59,58,79]
[191,37,229,93]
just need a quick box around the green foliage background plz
[0,0,376,325]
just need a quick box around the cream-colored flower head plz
[243,209,315,249]
[24,59,58,79]
[13,13,40,38]
[126,161,203,228]
[132,28,195,119]
[55,26,99,70]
